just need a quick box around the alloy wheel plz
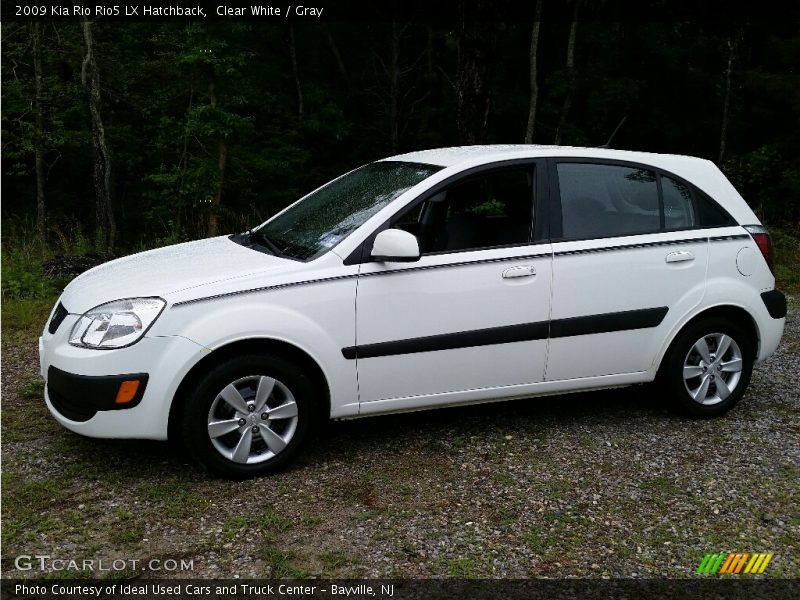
[206,375,299,464]
[682,333,743,406]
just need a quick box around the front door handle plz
[502,265,536,279]
[665,251,695,263]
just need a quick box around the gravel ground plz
[1,298,798,579]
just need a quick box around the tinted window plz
[394,167,534,253]
[256,161,440,260]
[661,176,695,229]
[557,163,659,240]
[695,189,735,228]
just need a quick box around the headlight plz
[69,297,166,349]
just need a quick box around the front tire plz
[181,353,319,479]
[659,317,754,418]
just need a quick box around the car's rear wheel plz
[659,317,754,417]
[181,353,319,478]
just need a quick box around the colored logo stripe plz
[697,553,726,574]
[697,552,773,574]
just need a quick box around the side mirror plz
[370,228,420,263]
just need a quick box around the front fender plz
[158,282,358,417]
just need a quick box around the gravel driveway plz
[2,298,797,579]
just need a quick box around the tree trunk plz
[455,2,496,144]
[175,86,194,234]
[206,80,228,238]
[288,25,304,122]
[524,0,544,144]
[554,1,580,145]
[322,23,349,87]
[389,20,400,152]
[718,35,738,164]
[81,18,116,253]
[32,21,47,249]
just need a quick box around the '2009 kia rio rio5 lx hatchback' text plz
[40,145,787,478]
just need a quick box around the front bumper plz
[40,312,209,439]
[47,366,149,422]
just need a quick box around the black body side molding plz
[342,306,669,359]
[550,307,669,338]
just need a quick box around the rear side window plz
[557,163,660,240]
[661,176,695,229]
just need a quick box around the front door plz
[351,163,553,408]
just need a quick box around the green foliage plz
[1,268,54,301]
[1,226,59,301]
[1,18,799,253]
[468,199,505,216]
[1,297,55,335]
[771,227,800,294]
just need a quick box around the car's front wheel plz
[181,353,319,479]
[659,317,754,417]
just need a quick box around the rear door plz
[545,159,708,380]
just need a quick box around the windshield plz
[252,161,441,260]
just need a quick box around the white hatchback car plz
[40,146,786,478]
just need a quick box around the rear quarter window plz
[694,188,736,228]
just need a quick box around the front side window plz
[394,167,535,254]
[557,163,660,240]
[252,161,441,260]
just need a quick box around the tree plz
[524,0,544,143]
[32,21,47,248]
[718,29,743,164]
[455,2,496,144]
[286,24,304,123]
[81,17,116,252]
[554,0,581,145]
[370,19,422,153]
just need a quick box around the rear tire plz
[180,352,320,479]
[658,317,754,418]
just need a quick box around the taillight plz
[744,225,775,274]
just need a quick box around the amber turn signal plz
[115,380,140,404]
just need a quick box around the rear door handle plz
[502,265,536,279]
[665,251,695,263]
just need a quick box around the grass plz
[432,557,484,578]
[110,522,145,546]
[263,548,309,578]
[640,476,681,497]
[524,529,546,553]
[317,549,349,574]
[1,296,59,349]
[20,378,45,399]
[222,516,248,539]
[258,508,292,533]
[139,481,212,518]
[1,475,82,545]
[494,473,515,487]
[771,226,800,294]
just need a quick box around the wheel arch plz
[167,337,331,442]
[656,303,759,375]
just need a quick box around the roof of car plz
[382,144,706,170]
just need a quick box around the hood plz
[60,236,299,313]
